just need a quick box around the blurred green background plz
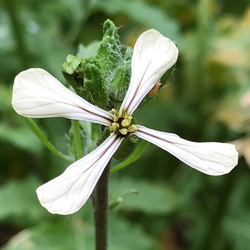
[0,0,250,249]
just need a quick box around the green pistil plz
[110,108,137,136]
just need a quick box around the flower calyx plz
[110,107,137,136]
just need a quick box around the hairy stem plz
[91,161,111,250]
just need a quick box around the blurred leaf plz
[4,208,157,250]
[224,215,250,249]
[96,0,180,41]
[0,121,42,154]
[109,177,180,214]
[3,217,95,250]
[108,215,157,250]
[233,137,250,166]
[0,177,45,223]
[76,41,100,58]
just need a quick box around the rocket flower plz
[12,29,238,215]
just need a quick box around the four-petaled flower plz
[12,29,238,215]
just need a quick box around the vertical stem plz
[92,160,111,250]
[72,120,83,160]
[196,0,210,95]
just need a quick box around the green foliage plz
[109,177,180,214]
[0,177,46,223]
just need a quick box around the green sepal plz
[96,126,111,146]
[111,140,149,173]
[25,118,72,162]
[113,134,140,161]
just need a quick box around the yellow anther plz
[121,119,130,127]
[128,125,138,133]
[111,108,119,115]
[111,122,119,132]
[119,128,128,135]
[120,107,127,117]
[113,115,118,122]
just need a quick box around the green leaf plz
[109,188,139,211]
[109,177,180,214]
[3,215,95,250]
[62,54,83,75]
[108,215,157,250]
[0,177,46,223]
[111,140,149,172]
[0,121,42,154]
[26,118,72,162]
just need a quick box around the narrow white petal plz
[12,68,113,125]
[135,125,238,176]
[36,134,123,215]
[120,29,178,115]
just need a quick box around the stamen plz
[110,107,137,136]
[128,125,137,133]
[119,128,128,135]
[111,122,119,132]
[121,119,130,127]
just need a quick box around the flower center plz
[110,107,137,136]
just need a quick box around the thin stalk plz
[91,160,111,250]
[72,120,83,160]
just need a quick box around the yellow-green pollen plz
[110,108,137,136]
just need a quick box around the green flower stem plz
[26,118,72,161]
[71,120,83,160]
[91,160,111,250]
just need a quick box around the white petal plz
[36,134,123,215]
[12,68,113,125]
[120,29,178,115]
[135,125,238,176]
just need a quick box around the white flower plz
[12,29,238,215]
